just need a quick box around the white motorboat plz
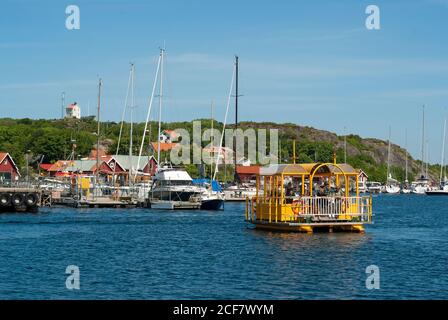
[426,184,448,195]
[385,183,401,194]
[199,187,225,210]
[223,183,258,201]
[411,177,430,194]
[192,179,225,210]
[366,181,382,194]
[401,187,411,194]
[149,165,203,209]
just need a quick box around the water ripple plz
[0,196,447,299]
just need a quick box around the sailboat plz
[412,105,430,194]
[141,49,202,209]
[402,129,411,193]
[218,56,257,201]
[385,127,401,194]
[426,116,448,195]
[195,101,225,210]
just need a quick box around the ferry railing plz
[246,195,372,224]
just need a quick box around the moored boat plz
[192,178,225,210]
[411,177,430,194]
[149,164,203,209]
[245,161,373,233]
[366,181,382,194]
[426,117,448,196]
[385,127,401,194]
[223,183,257,201]
[426,185,448,195]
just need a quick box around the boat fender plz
[0,193,11,207]
[25,193,38,207]
[12,193,25,207]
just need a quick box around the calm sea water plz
[0,195,447,300]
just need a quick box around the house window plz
[3,160,7,165]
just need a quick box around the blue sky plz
[1,0,448,162]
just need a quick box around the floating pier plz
[0,187,41,213]
[74,196,138,208]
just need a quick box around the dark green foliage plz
[0,117,440,181]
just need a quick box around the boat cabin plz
[245,162,373,233]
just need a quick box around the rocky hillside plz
[0,117,440,183]
[237,121,438,183]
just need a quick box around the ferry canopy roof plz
[259,163,358,176]
[260,164,308,176]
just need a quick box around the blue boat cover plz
[192,178,222,192]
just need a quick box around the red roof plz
[236,165,260,175]
[67,103,78,109]
[151,142,178,152]
[47,160,74,172]
[0,152,8,163]
[40,163,53,171]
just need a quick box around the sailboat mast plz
[96,78,102,198]
[440,117,446,186]
[387,126,391,183]
[234,55,239,182]
[114,65,133,184]
[426,140,429,178]
[212,61,236,181]
[421,105,425,176]
[136,52,162,179]
[210,101,214,182]
[405,129,408,183]
[157,49,164,167]
[129,64,135,185]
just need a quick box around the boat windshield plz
[156,180,193,186]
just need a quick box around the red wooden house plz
[0,152,20,181]
[236,165,260,183]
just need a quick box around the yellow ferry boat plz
[245,159,373,233]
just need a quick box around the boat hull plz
[201,199,224,210]
[425,191,448,196]
[249,221,365,233]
